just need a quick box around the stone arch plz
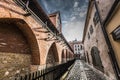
[0,18,40,65]
[46,42,59,64]
[91,46,104,72]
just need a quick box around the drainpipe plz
[26,0,29,8]
[94,0,120,79]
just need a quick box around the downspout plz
[94,0,120,79]
[26,0,29,8]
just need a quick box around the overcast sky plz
[38,0,88,41]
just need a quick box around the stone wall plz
[83,4,116,80]
[96,0,115,21]
[0,53,31,80]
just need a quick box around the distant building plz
[69,39,84,59]
[49,11,62,33]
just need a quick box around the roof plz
[69,41,82,44]
[49,11,60,17]
[48,11,62,24]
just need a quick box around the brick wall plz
[0,23,30,54]
[0,22,31,80]
[0,53,31,80]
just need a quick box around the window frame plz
[111,25,120,41]
[93,11,99,26]
[90,25,94,34]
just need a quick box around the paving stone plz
[66,60,106,80]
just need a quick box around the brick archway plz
[46,42,59,64]
[0,18,40,65]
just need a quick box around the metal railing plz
[14,59,75,80]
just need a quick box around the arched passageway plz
[91,46,104,72]
[46,42,59,65]
[0,18,40,79]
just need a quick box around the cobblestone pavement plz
[66,60,106,80]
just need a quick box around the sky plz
[38,0,88,41]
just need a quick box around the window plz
[93,12,99,26]
[74,45,76,48]
[81,45,82,50]
[88,32,90,39]
[90,25,94,34]
[112,25,120,41]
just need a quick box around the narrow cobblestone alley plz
[0,0,119,80]
[66,60,109,80]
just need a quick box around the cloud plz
[41,0,51,13]
[77,4,88,17]
[74,1,79,8]
[79,11,87,17]
[70,16,76,21]
[82,4,88,9]
[62,21,84,41]
[62,21,68,24]
[85,0,89,3]
[39,0,88,41]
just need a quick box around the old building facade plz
[69,40,84,59]
[0,0,74,79]
[82,0,116,80]
[96,0,120,79]
[100,0,120,79]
